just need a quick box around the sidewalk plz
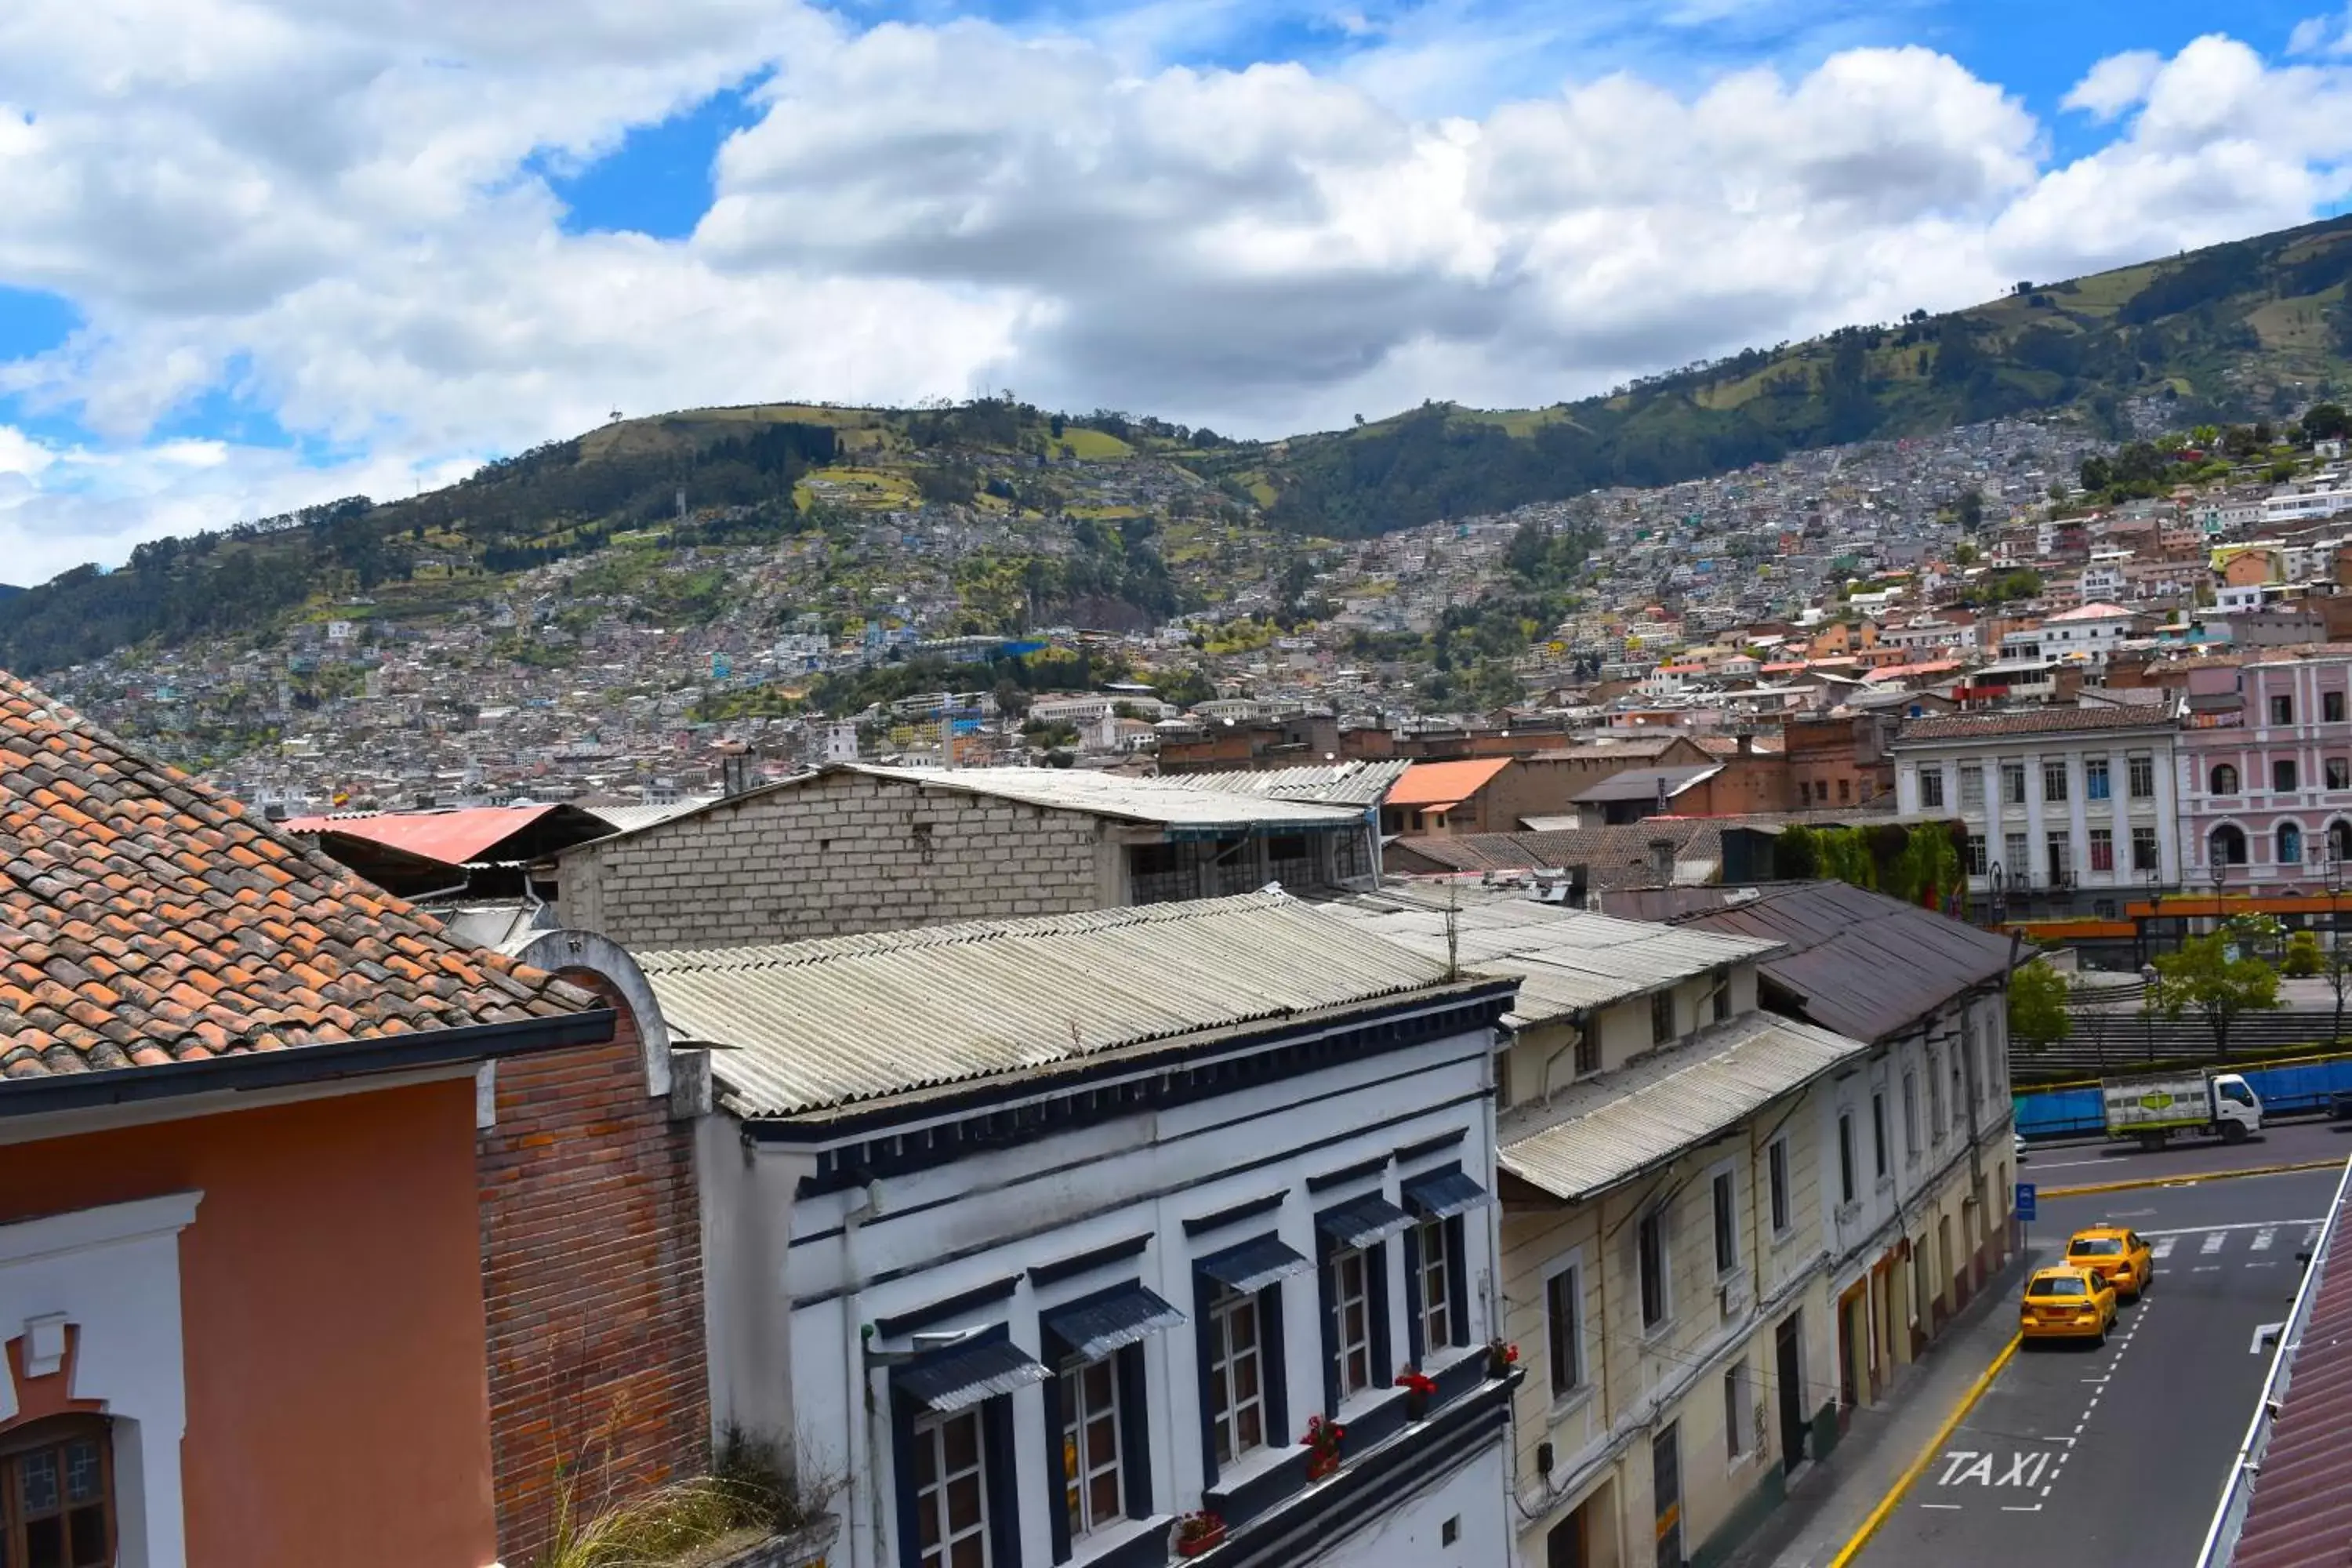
[1720,1254,2027,1568]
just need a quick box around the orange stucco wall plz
[0,1079,497,1568]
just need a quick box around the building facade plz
[1891,706,2185,916]
[2177,654,2352,891]
[655,894,1524,1568]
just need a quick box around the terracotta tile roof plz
[1893,705,2178,742]
[0,673,596,1079]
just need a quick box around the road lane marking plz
[2202,1232,2229,1254]
[2153,1236,2177,1258]
[2141,1219,2322,1236]
[2003,1504,2045,1513]
[2253,1227,2277,1250]
[2249,1261,2280,1269]
[1829,1334,2021,1567]
[1919,1503,1962,1511]
[2194,1265,2220,1272]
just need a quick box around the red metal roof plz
[2230,1161,2352,1567]
[280,804,561,866]
[1388,757,1514,810]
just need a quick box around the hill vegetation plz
[5,213,2350,675]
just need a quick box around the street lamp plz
[2140,961,2160,1063]
[1988,859,2006,925]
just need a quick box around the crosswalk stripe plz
[2252,1228,2276,1251]
[2152,1236,2176,1258]
[2202,1232,2227,1254]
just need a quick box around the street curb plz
[2040,1157,2344,1198]
[1825,1332,2022,1568]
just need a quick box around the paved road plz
[2022,1117,2352,1189]
[1855,1167,2342,1568]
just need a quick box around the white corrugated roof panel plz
[1157,759,1408,808]
[1499,1012,1868,1201]
[848,764,1369,829]
[1317,888,1782,1024]
[639,891,1482,1117]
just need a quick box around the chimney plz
[720,744,755,797]
[1737,732,1754,756]
[1648,837,1675,885]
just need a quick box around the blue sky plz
[1,0,2350,583]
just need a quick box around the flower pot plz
[1306,1454,1339,1482]
[1486,1351,1512,1380]
[1406,1388,1430,1422]
[1176,1524,1226,1558]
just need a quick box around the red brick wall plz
[477,978,709,1564]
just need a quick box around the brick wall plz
[478,982,708,1565]
[557,769,1109,949]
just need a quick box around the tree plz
[2303,402,2350,442]
[2284,931,2324,978]
[2009,960,2072,1053]
[2153,934,2282,1059]
[1954,542,1980,566]
[1955,488,1985,530]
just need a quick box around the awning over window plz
[1316,1192,1414,1250]
[1041,1283,1188,1360]
[899,1338,1048,1413]
[1402,1168,1492,1221]
[1197,1234,1313,1294]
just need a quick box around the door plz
[1545,1505,1584,1568]
[1776,1312,1806,1474]
[1652,1422,1684,1568]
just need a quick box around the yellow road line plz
[2040,1157,2343,1198]
[1826,1333,2022,1568]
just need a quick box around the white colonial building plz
[1890,703,2186,914]
[655,894,1523,1568]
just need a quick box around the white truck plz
[2101,1069,2263,1149]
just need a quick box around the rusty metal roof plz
[1673,880,2015,1044]
[2209,1157,2352,1568]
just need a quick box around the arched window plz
[0,1415,114,1567]
[2211,763,2241,796]
[2330,819,2352,863]
[2212,824,2249,866]
[2279,822,2305,867]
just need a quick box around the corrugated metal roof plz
[1316,1192,1414,1249]
[1674,881,2016,1044]
[639,891,1471,1117]
[1381,820,1731,890]
[586,799,717,835]
[279,803,559,865]
[901,1339,1049,1412]
[1041,1284,1189,1360]
[1389,758,1515,809]
[1159,759,1408,808]
[1402,1168,1490,1219]
[848,764,1367,829]
[1569,765,1722,804]
[1199,1234,1315,1293]
[1318,888,1781,1025]
[1499,1012,1871,1201]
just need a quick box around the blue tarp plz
[2015,1054,2352,1138]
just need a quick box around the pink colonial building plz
[2177,652,2352,891]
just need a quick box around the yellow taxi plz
[2063,1225,2154,1301]
[2020,1266,2118,1345]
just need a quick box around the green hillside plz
[5,213,2349,675]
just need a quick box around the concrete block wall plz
[557,771,1109,949]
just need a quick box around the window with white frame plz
[1837,1111,1857,1204]
[1927,1049,1945,1138]
[0,1418,114,1568]
[1871,1091,1889,1179]
[1207,1287,1267,1465]
[1904,1069,1922,1156]
[2085,755,2111,801]
[1958,765,1984,808]
[1059,1356,1123,1544]
[1638,1209,1671,1330]
[1919,768,1944,808]
[1329,1246,1374,1398]
[1413,1215,1455,1354]
[2128,753,2155,799]
[2042,760,2069,802]
[913,1409,991,1568]
[1724,1360,1754,1461]
[1768,1136,1791,1235]
[2002,763,2027,805]
[1546,1261,1583,1398]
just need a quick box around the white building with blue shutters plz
[652,892,1525,1568]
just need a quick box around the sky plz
[2,0,2352,586]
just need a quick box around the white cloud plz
[2288,5,2352,56]
[0,6,2350,580]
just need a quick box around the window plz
[2280,822,2305,867]
[2276,758,2300,793]
[2042,760,2069,803]
[2002,763,2027,805]
[1711,1170,1738,1276]
[1838,778,1851,804]
[1651,989,1676,1046]
[2089,829,2114,873]
[1412,1216,1457,1355]
[1713,980,1731,1023]
[2212,824,2249,866]
[1903,1070,1922,1156]
[1639,1210,1671,1329]
[2328,691,2347,724]
[1958,765,1984,808]
[913,1409,990,1568]
[1494,1049,1513,1108]
[2212,763,2241,796]
[1328,1247,1374,1399]
[2045,831,2071,883]
[1060,1355,1125,1544]
[1928,1049,1945,1138]
[1951,1047,1965,1123]
[2330,758,2351,791]
[1206,1287,1267,1465]
[2132,826,2159,873]
[1767,1138,1791,1235]
[1574,1031,1600,1076]
[2128,753,2155,799]
[2273,694,2295,726]
[2085,756,2111,801]
[1836,1112,1857,1204]
[1725,1361,1754,1461]
[0,1420,113,1568]
[1871,1091,1889,1179]
[1546,1264,1583,1398]
[1965,833,1987,876]
[1918,768,1944,808]
[2004,832,2028,878]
